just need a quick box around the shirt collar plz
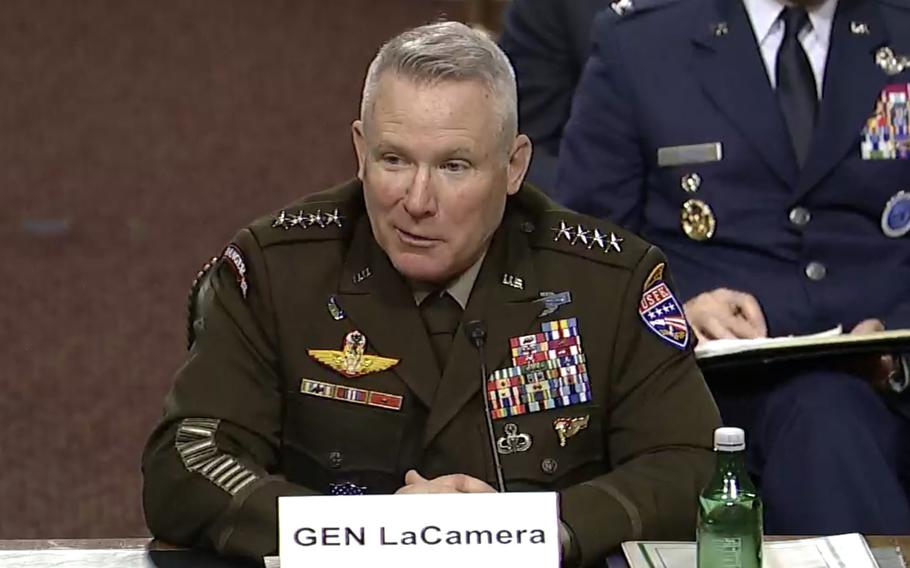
[411,251,487,310]
[742,0,838,45]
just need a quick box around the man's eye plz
[441,161,469,173]
[382,155,404,166]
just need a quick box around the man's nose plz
[403,166,437,218]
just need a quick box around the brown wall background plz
[0,0,492,539]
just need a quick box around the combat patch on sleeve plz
[638,263,689,349]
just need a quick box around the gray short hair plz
[360,21,518,147]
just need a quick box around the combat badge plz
[639,263,689,349]
[553,416,590,447]
[221,245,248,298]
[882,191,910,237]
[534,291,572,318]
[308,330,399,378]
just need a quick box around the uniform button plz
[328,451,343,469]
[805,261,827,281]
[789,207,811,227]
[541,458,558,475]
[520,221,535,234]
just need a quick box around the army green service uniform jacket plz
[142,180,720,566]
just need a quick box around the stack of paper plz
[693,327,910,370]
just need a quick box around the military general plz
[142,21,721,567]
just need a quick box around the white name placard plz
[278,492,560,568]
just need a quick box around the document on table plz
[694,326,910,370]
[622,533,880,568]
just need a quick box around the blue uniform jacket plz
[556,0,910,336]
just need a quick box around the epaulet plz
[606,0,684,19]
[530,208,650,269]
[250,179,365,248]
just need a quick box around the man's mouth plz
[395,227,440,247]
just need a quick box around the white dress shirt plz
[742,0,839,98]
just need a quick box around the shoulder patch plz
[221,244,249,298]
[638,263,689,349]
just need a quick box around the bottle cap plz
[714,427,745,452]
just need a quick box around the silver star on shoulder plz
[588,228,606,250]
[290,211,308,228]
[606,232,624,253]
[552,221,574,242]
[272,210,292,229]
[572,224,590,246]
[323,208,343,228]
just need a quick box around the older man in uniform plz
[557,0,910,535]
[142,22,720,566]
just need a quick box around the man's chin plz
[390,253,454,285]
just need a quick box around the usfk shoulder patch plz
[221,244,249,298]
[639,263,689,349]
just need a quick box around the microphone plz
[464,320,506,493]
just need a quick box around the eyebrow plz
[373,143,476,159]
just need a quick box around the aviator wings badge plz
[308,330,399,378]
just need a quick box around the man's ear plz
[352,120,367,180]
[506,134,532,195]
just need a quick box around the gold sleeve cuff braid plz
[176,418,260,495]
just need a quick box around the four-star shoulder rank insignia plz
[551,221,623,253]
[308,330,399,378]
[639,263,689,349]
[272,208,344,230]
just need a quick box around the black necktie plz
[419,291,463,372]
[776,7,818,168]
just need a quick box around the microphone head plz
[464,320,487,346]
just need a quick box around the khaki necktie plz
[419,291,463,372]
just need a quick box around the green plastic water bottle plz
[697,427,763,568]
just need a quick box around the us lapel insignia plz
[639,263,690,349]
[308,330,399,378]
[850,21,870,35]
[553,415,590,447]
[502,273,525,290]
[534,291,572,318]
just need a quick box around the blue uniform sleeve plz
[555,12,647,231]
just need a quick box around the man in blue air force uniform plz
[557,0,910,535]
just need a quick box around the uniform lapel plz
[335,217,439,408]
[796,0,890,196]
[690,0,798,185]
[422,210,542,449]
